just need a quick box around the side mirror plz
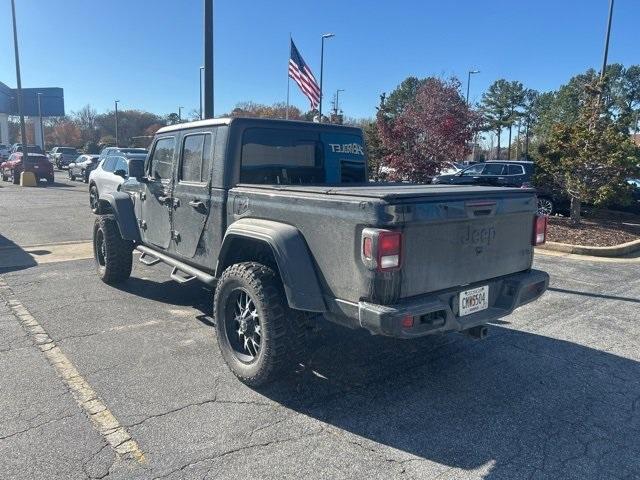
[114,168,127,178]
[127,159,145,180]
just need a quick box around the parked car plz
[1,151,54,184]
[91,117,549,386]
[438,161,463,175]
[432,161,560,215]
[11,144,45,155]
[98,147,148,162]
[50,146,80,169]
[68,154,100,183]
[88,152,147,213]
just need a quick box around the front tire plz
[69,170,76,181]
[213,262,307,386]
[90,185,102,214]
[93,215,133,284]
[12,170,19,184]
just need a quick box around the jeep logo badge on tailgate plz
[461,225,496,247]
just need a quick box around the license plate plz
[459,285,489,316]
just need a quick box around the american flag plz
[289,40,320,110]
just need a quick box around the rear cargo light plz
[533,215,548,246]
[361,228,402,271]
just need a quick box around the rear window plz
[507,164,525,175]
[59,148,78,154]
[240,128,324,184]
[120,148,148,154]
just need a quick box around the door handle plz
[188,200,205,209]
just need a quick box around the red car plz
[1,152,54,184]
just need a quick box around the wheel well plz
[217,237,278,277]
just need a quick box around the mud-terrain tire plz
[213,262,307,386]
[93,215,133,284]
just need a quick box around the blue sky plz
[0,0,637,120]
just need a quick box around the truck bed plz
[230,182,538,307]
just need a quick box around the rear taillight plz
[361,228,402,271]
[533,215,548,246]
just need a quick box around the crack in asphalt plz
[153,428,325,480]
[0,412,76,442]
[125,396,274,430]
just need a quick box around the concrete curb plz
[538,238,640,257]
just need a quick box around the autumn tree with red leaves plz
[377,77,478,183]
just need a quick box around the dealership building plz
[0,81,65,148]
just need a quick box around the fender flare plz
[217,219,326,312]
[101,192,141,242]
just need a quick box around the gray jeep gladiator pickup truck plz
[93,117,549,386]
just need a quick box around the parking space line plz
[0,277,146,463]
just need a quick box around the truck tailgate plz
[396,193,536,298]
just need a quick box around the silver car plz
[68,154,100,183]
[50,146,80,169]
[88,153,147,214]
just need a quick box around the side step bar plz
[135,245,216,286]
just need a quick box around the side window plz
[114,157,127,174]
[180,133,212,183]
[482,163,505,176]
[507,164,525,175]
[103,157,116,172]
[461,164,484,176]
[150,137,175,180]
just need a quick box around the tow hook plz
[464,325,488,340]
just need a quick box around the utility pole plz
[178,106,183,122]
[319,33,335,119]
[600,0,614,80]
[203,0,214,119]
[114,100,120,147]
[37,93,45,151]
[10,0,28,159]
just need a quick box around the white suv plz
[88,153,146,214]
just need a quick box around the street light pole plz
[10,0,28,159]
[319,33,335,119]
[466,70,480,105]
[178,106,183,122]
[199,66,204,119]
[466,70,480,161]
[37,93,45,151]
[335,89,344,114]
[114,100,120,147]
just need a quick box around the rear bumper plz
[357,269,549,339]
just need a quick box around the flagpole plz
[286,33,291,120]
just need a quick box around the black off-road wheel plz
[93,215,133,284]
[1,171,7,181]
[90,185,102,214]
[69,170,76,181]
[213,262,307,386]
[12,170,19,184]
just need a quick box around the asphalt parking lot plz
[1,174,639,479]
